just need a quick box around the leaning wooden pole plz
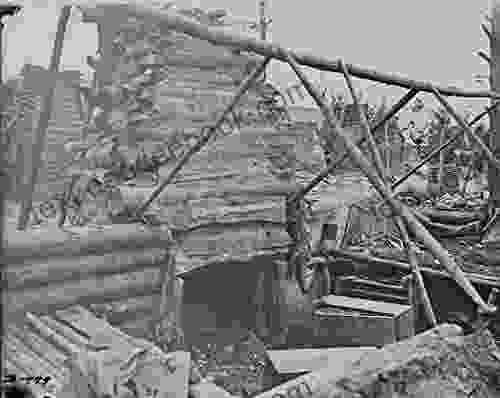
[339,59,386,181]
[135,57,271,216]
[394,217,438,327]
[17,6,72,230]
[283,51,496,314]
[78,2,500,99]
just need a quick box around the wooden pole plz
[437,126,445,194]
[258,0,268,81]
[339,59,386,181]
[78,2,500,99]
[394,217,438,327]
[135,57,271,216]
[17,6,72,230]
[489,3,500,207]
[283,51,496,314]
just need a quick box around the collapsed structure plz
[4,1,500,397]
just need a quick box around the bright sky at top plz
[2,0,495,128]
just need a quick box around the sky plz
[1,0,495,127]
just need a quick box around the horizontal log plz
[5,247,168,290]
[4,268,162,316]
[79,2,500,99]
[5,224,172,264]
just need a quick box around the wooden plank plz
[319,295,411,316]
[266,347,378,374]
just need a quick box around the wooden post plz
[17,6,71,230]
[438,127,445,194]
[258,0,269,81]
[490,3,500,206]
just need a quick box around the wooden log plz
[5,268,161,316]
[339,59,386,181]
[394,217,438,327]
[79,2,500,99]
[5,224,172,265]
[284,51,495,314]
[5,247,167,290]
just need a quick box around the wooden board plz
[318,295,412,317]
[266,347,378,374]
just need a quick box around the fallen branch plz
[283,51,496,314]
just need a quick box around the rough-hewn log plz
[284,51,495,313]
[5,247,167,290]
[4,268,161,316]
[79,2,500,99]
[5,224,172,264]
[252,325,500,398]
